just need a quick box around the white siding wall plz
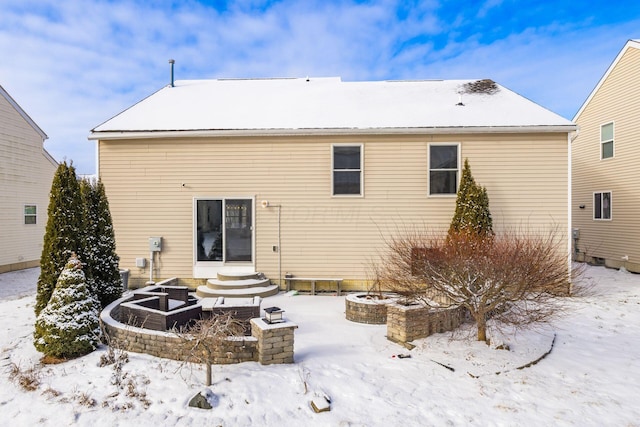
[0,94,56,272]
[100,132,569,288]
[572,45,640,271]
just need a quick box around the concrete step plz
[206,277,271,290]
[217,271,264,281]
[195,284,280,298]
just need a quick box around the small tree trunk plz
[206,362,212,387]
[476,316,487,343]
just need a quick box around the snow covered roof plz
[90,77,575,139]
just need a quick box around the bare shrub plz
[174,312,245,386]
[375,227,576,343]
[41,386,62,399]
[73,391,97,407]
[8,362,41,391]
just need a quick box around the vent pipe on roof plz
[169,59,175,87]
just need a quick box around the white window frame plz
[24,204,37,225]
[428,143,461,196]
[600,122,614,160]
[331,143,364,197]
[593,191,612,220]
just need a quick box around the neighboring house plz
[572,39,640,273]
[0,85,57,273]
[90,77,576,289]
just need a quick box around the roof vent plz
[169,59,175,87]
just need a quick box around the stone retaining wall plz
[101,298,297,365]
[386,302,468,343]
[345,293,397,325]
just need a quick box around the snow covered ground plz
[1,265,639,426]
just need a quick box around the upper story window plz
[332,145,362,196]
[594,191,611,220]
[429,144,459,195]
[601,122,614,159]
[24,205,37,225]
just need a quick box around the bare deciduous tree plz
[375,228,576,343]
[175,313,245,386]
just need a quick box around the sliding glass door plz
[196,198,253,264]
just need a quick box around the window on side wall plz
[24,205,37,225]
[594,192,612,220]
[332,144,362,196]
[429,144,459,195]
[601,122,614,159]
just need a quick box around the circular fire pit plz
[345,292,398,324]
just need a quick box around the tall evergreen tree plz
[34,254,101,359]
[79,179,97,297]
[35,162,84,315]
[81,178,122,307]
[448,159,493,236]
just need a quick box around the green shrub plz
[34,255,101,359]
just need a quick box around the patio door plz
[195,198,253,274]
[224,199,252,262]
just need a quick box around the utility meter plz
[149,237,162,252]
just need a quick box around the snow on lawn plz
[1,265,639,426]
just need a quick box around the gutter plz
[89,125,578,141]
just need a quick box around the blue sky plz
[1,0,639,174]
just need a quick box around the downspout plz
[568,127,580,293]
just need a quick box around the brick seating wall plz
[386,302,468,343]
[101,300,297,365]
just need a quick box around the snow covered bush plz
[36,161,84,315]
[80,178,122,307]
[34,254,101,359]
[448,158,493,237]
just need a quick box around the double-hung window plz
[429,144,459,195]
[594,191,612,220]
[332,145,362,196]
[24,205,37,225]
[601,122,614,159]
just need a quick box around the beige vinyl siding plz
[572,45,640,271]
[99,132,568,288]
[0,94,55,272]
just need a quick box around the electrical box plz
[149,237,162,252]
[135,258,146,268]
[572,229,580,239]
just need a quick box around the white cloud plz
[0,0,638,174]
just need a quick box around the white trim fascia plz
[0,84,48,141]
[89,125,577,141]
[95,140,100,178]
[42,147,58,167]
[573,39,640,121]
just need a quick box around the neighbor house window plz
[429,144,459,195]
[332,145,362,196]
[24,205,37,225]
[594,192,611,220]
[601,122,614,159]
